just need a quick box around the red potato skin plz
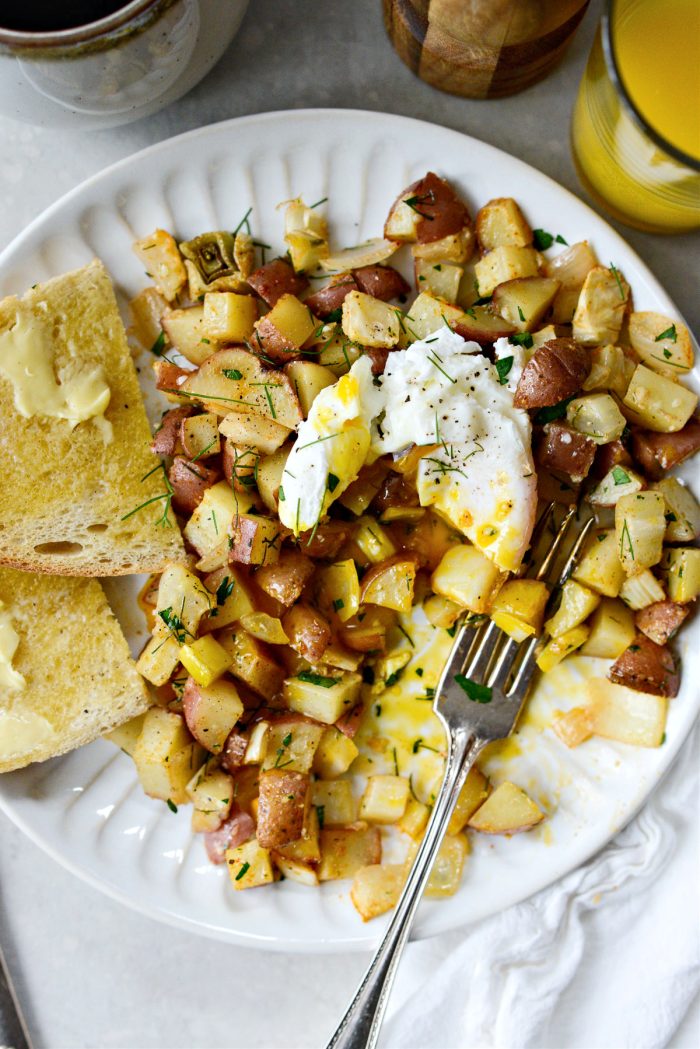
[609,634,680,698]
[220,730,249,773]
[168,456,220,514]
[256,769,310,849]
[537,422,597,484]
[364,347,392,375]
[222,440,260,494]
[336,702,365,739]
[352,265,410,302]
[255,550,315,606]
[204,810,256,864]
[282,603,332,663]
[537,469,580,506]
[181,676,241,750]
[304,275,359,317]
[229,517,284,566]
[453,313,516,346]
[630,419,700,480]
[635,602,689,647]
[372,473,420,513]
[592,438,634,480]
[150,405,193,456]
[514,338,589,408]
[153,359,191,393]
[252,315,303,364]
[296,521,351,559]
[388,171,471,244]
[247,259,309,307]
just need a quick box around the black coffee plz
[0,1,133,31]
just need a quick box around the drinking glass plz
[571,0,700,233]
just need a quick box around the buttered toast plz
[0,567,150,773]
[0,259,185,575]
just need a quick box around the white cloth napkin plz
[381,720,700,1049]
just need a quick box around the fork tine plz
[532,504,577,581]
[462,619,501,680]
[508,513,596,698]
[487,635,520,691]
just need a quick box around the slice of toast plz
[0,566,150,773]
[0,259,185,575]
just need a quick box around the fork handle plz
[326,727,483,1049]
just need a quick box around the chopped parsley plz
[385,669,404,688]
[215,575,235,606]
[150,330,167,356]
[454,674,492,703]
[509,332,534,349]
[326,307,343,323]
[327,472,340,492]
[234,861,250,881]
[532,229,568,250]
[619,519,634,560]
[315,805,325,829]
[655,324,677,343]
[223,368,243,380]
[166,799,178,813]
[534,396,574,425]
[495,356,514,384]
[612,466,631,485]
[297,670,340,688]
[333,597,345,611]
[158,606,192,644]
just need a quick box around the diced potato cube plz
[284,198,328,272]
[342,291,400,348]
[132,708,203,804]
[183,481,255,560]
[316,559,361,623]
[580,599,636,658]
[261,721,325,774]
[659,547,700,603]
[225,839,275,890]
[573,529,626,597]
[622,365,698,433]
[447,767,489,834]
[425,833,469,898]
[412,228,474,263]
[545,580,600,638]
[318,336,363,376]
[536,625,590,672]
[203,292,257,342]
[311,780,356,826]
[181,413,220,460]
[182,676,244,751]
[405,292,465,340]
[545,241,598,324]
[129,286,168,351]
[572,265,629,346]
[588,466,645,508]
[491,276,560,332]
[468,781,544,834]
[414,259,463,304]
[489,579,549,641]
[136,635,180,687]
[552,706,594,748]
[652,478,700,542]
[628,312,693,381]
[274,806,321,864]
[133,228,186,301]
[423,594,463,629]
[257,443,292,513]
[272,854,319,886]
[398,798,431,839]
[360,556,417,613]
[153,563,212,642]
[199,566,255,633]
[162,305,211,366]
[351,863,405,920]
[104,712,147,757]
[219,410,290,454]
[359,775,410,824]
[239,613,289,645]
[284,360,337,417]
[353,517,397,563]
[179,636,233,686]
[283,672,362,725]
[431,545,503,613]
[229,513,283,566]
[587,678,667,747]
[254,293,317,355]
[475,197,533,250]
[474,245,539,297]
[186,762,233,819]
[318,825,382,881]
[619,570,665,610]
[566,393,626,445]
[313,726,360,777]
[615,491,666,575]
[217,629,286,700]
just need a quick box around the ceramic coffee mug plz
[0,0,249,129]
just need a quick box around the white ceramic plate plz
[0,110,698,952]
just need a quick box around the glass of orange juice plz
[571,0,700,233]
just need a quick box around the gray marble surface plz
[0,1,698,1046]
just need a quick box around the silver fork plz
[326,503,595,1049]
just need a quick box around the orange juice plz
[572,0,700,233]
